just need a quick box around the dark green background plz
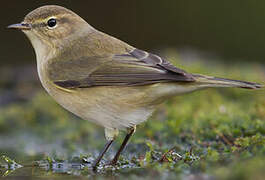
[1,0,265,65]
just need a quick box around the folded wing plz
[49,48,195,89]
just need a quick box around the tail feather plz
[193,74,263,89]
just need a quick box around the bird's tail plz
[192,74,263,89]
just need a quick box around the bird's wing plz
[48,48,195,89]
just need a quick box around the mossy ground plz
[0,52,264,179]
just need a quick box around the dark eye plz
[47,18,57,28]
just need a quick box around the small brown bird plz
[8,5,262,170]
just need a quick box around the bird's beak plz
[7,23,31,30]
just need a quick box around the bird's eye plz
[47,18,57,29]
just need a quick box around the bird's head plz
[8,5,94,59]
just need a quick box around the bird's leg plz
[110,126,136,165]
[92,140,113,170]
[92,128,119,170]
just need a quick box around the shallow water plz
[0,155,196,179]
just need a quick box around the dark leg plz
[110,127,135,165]
[92,140,113,170]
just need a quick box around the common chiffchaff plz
[8,5,262,169]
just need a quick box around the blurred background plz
[0,1,264,179]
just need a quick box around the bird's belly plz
[43,84,157,130]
